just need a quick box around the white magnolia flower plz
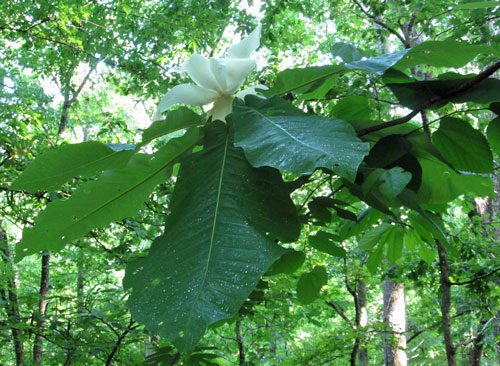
[153,25,267,122]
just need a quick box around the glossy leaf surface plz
[124,122,299,352]
[11,141,134,193]
[231,96,369,181]
[16,129,200,260]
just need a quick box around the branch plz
[455,316,497,349]
[450,266,500,286]
[357,60,500,137]
[105,319,139,366]
[351,0,407,46]
[326,301,354,327]
[407,310,470,344]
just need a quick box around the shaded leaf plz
[297,266,328,304]
[141,107,204,146]
[487,116,500,155]
[267,250,306,275]
[309,231,346,258]
[358,223,392,250]
[433,117,493,173]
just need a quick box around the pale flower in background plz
[153,25,267,122]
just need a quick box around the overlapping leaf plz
[11,141,135,192]
[433,117,493,173]
[231,96,369,181]
[124,122,300,352]
[16,129,200,260]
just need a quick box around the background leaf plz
[297,266,328,304]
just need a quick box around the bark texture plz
[383,280,407,366]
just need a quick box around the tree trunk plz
[383,280,407,366]
[469,319,486,366]
[0,227,25,365]
[236,319,245,365]
[436,243,455,366]
[76,250,85,314]
[33,253,50,364]
[357,280,368,366]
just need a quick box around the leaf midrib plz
[60,138,199,238]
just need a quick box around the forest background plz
[1,0,500,365]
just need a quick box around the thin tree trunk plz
[236,319,245,365]
[436,242,455,366]
[469,319,486,366]
[0,228,25,365]
[76,250,85,314]
[357,280,368,366]
[33,253,50,364]
[383,280,407,366]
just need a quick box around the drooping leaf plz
[358,223,392,250]
[415,150,493,204]
[11,141,135,193]
[263,65,348,96]
[309,231,346,258]
[141,107,204,146]
[124,122,299,352]
[455,1,500,9]
[16,129,201,260]
[403,230,421,251]
[364,135,412,168]
[433,117,493,173]
[296,266,328,304]
[331,96,372,120]
[486,116,500,155]
[394,39,499,70]
[231,96,369,181]
[386,226,404,264]
[362,167,412,203]
[366,243,385,274]
[344,49,410,75]
[331,42,364,63]
[267,250,306,275]
[388,77,500,110]
[418,243,436,264]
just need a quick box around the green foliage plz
[2,1,500,364]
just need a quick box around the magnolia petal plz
[235,84,269,99]
[209,95,234,122]
[216,58,256,94]
[182,54,221,92]
[209,58,228,93]
[153,84,219,121]
[227,25,262,59]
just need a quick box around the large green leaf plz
[433,117,493,173]
[263,65,347,96]
[344,49,409,75]
[415,150,493,204]
[486,116,500,155]
[362,167,412,204]
[141,107,204,146]
[388,77,500,110]
[124,122,299,352]
[11,142,134,193]
[394,39,499,70]
[231,96,369,181]
[16,129,201,260]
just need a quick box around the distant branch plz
[357,60,500,137]
[351,0,407,46]
[450,267,500,286]
[326,301,354,327]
